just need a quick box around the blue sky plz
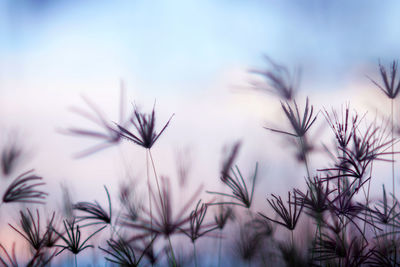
[2,0,400,93]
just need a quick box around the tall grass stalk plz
[299,136,311,179]
[217,229,222,267]
[145,151,154,267]
[193,242,198,267]
[148,150,177,266]
[391,98,395,209]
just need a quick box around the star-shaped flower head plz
[116,102,174,149]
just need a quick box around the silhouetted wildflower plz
[116,103,174,149]
[42,212,60,248]
[368,240,400,267]
[207,163,258,209]
[1,140,23,176]
[180,200,217,243]
[324,104,358,150]
[314,232,372,266]
[327,183,377,236]
[9,209,45,251]
[265,98,317,138]
[99,237,155,267]
[64,88,128,157]
[259,190,304,231]
[214,205,234,230]
[123,177,202,239]
[220,141,241,181]
[369,60,400,99]
[367,185,399,226]
[2,170,47,204]
[73,185,112,227]
[53,219,106,256]
[119,182,141,222]
[295,176,334,219]
[250,56,299,101]
[0,243,18,267]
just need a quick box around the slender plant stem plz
[148,150,165,211]
[146,151,154,267]
[75,254,78,267]
[291,230,294,247]
[148,150,177,266]
[299,136,311,179]
[218,229,222,267]
[392,98,396,239]
[168,236,177,267]
[193,242,198,267]
[361,162,374,248]
[392,99,396,206]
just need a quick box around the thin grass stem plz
[193,242,198,267]
[148,150,177,266]
[145,150,154,267]
[299,136,310,179]
[291,230,294,248]
[218,229,222,267]
[392,99,396,230]
[148,150,165,211]
[168,236,177,267]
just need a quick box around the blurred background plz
[1,0,400,264]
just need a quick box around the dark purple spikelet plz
[63,89,128,158]
[369,60,400,99]
[180,200,218,243]
[99,237,155,266]
[53,219,106,256]
[9,209,44,251]
[116,103,174,149]
[220,141,241,182]
[250,56,299,101]
[265,98,317,138]
[73,185,112,226]
[123,177,202,240]
[3,170,47,204]
[295,175,334,219]
[0,243,18,267]
[259,190,304,231]
[323,104,358,150]
[314,232,372,266]
[366,185,399,226]
[214,205,234,230]
[207,163,258,209]
[1,141,23,176]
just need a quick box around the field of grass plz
[1,59,400,267]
